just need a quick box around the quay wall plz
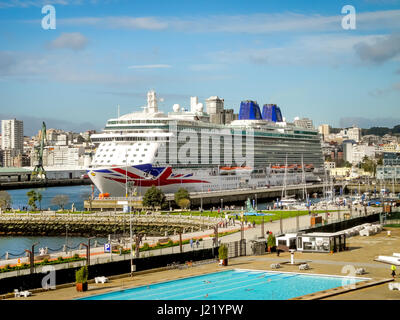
[0,247,219,296]
[0,214,213,237]
[0,178,91,190]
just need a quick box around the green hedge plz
[0,256,86,273]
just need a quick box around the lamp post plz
[25,242,39,274]
[81,237,95,266]
[65,225,69,255]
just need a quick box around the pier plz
[0,167,88,190]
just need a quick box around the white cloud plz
[128,64,171,69]
[48,32,88,51]
[59,16,168,31]
[210,34,381,66]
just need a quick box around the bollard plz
[63,244,67,253]
[94,240,98,248]
[5,252,8,260]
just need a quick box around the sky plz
[0,0,399,136]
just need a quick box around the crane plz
[32,121,47,180]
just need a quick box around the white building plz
[1,119,24,154]
[343,142,376,165]
[339,127,361,143]
[294,117,314,129]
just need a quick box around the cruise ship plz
[87,91,323,197]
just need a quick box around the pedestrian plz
[190,238,193,248]
[277,248,280,256]
[391,265,397,278]
[196,239,200,248]
[253,221,256,228]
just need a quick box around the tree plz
[174,188,190,207]
[344,161,352,168]
[177,198,191,210]
[142,186,166,209]
[51,194,70,210]
[0,191,12,210]
[27,190,41,210]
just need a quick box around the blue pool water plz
[79,269,366,300]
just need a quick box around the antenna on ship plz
[117,104,120,119]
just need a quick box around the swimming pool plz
[79,269,368,300]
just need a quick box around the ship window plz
[112,149,115,151]
[139,160,143,163]
[144,149,148,151]
[122,160,126,163]
[107,160,110,163]
[141,154,145,157]
[136,149,139,151]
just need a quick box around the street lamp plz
[25,242,39,274]
[81,237,95,266]
[65,225,69,255]
[220,198,223,214]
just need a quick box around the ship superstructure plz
[87,91,323,197]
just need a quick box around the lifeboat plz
[99,193,110,199]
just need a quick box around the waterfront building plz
[294,117,314,129]
[1,119,24,165]
[318,124,330,141]
[1,119,24,152]
[339,126,361,143]
[343,141,376,165]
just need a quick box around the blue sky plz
[0,0,399,135]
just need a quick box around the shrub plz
[218,244,228,260]
[73,253,80,259]
[75,266,88,283]
[167,239,173,246]
[142,243,150,251]
[57,256,64,262]
[267,233,276,248]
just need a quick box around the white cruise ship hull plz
[87,163,316,197]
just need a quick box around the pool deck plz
[5,227,400,300]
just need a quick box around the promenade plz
[0,204,381,269]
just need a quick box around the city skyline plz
[0,0,400,135]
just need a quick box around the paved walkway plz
[0,206,380,268]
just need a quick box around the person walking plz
[391,264,396,278]
[190,238,193,249]
[196,239,200,248]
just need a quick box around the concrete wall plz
[0,247,219,295]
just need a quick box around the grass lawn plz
[160,209,337,224]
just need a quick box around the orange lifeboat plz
[99,193,110,199]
